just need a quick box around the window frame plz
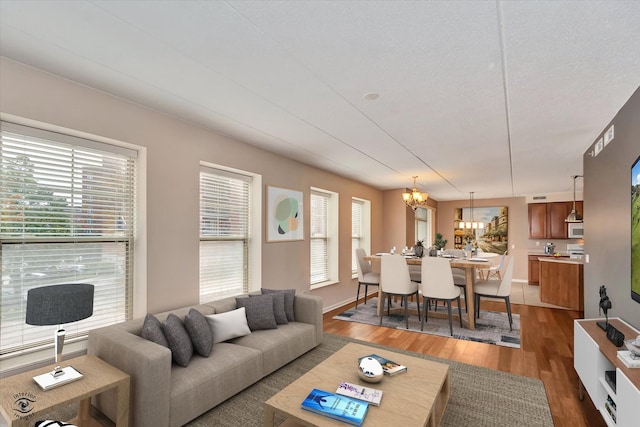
[199,163,261,302]
[310,187,338,289]
[0,121,140,363]
[351,198,371,276]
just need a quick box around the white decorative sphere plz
[358,357,384,383]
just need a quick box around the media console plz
[574,318,640,426]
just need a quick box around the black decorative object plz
[606,324,625,347]
[26,284,94,371]
[597,285,612,331]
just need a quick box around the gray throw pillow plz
[262,288,296,321]
[141,313,168,348]
[251,292,287,325]
[184,308,213,357]
[162,313,193,367]
[236,294,278,331]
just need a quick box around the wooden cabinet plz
[528,254,569,285]
[539,258,583,310]
[574,319,640,427]
[528,201,583,239]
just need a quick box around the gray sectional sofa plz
[88,292,323,427]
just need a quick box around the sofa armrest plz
[88,324,172,427]
[293,294,323,345]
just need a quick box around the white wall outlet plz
[604,125,614,146]
[536,241,540,246]
[585,254,590,263]
[511,244,515,249]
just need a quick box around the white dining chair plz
[483,250,508,281]
[419,257,462,336]
[355,248,380,309]
[380,254,420,328]
[474,256,515,331]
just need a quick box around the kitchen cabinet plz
[528,254,570,285]
[528,201,583,239]
[539,257,583,310]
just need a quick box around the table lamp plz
[26,283,94,388]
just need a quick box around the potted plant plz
[433,233,448,251]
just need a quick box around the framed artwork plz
[267,186,304,242]
[454,206,508,254]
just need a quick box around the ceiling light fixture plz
[459,192,484,229]
[565,175,583,223]
[363,92,379,101]
[402,176,428,211]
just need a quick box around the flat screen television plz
[632,155,640,303]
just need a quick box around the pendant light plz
[565,175,583,223]
[459,192,484,229]
[402,176,429,211]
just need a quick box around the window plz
[199,167,252,302]
[310,188,338,287]
[1,122,136,359]
[415,207,433,248]
[351,198,371,274]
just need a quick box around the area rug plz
[36,334,551,426]
[335,297,520,348]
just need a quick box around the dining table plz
[364,254,492,330]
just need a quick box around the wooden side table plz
[0,354,129,427]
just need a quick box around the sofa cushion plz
[184,308,213,357]
[251,292,287,325]
[163,314,193,367]
[141,313,169,348]
[261,288,296,321]
[206,307,251,344]
[236,294,277,331]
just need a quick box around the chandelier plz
[458,191,484,229]
[402,176,429,211]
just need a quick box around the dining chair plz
[451,269,468,312]
[482,250,508,281]
[380,254,420,328]
[355,248,380,309]
[474,256,515,331]
[419,257,462,336]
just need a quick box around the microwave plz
[568,222,584,238]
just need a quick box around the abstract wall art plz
[267,186,304,242]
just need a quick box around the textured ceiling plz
[1,0,639,200]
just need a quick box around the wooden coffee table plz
[264,342,449,427]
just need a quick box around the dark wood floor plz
[323,298,606,427]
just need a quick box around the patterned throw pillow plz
[141,313,168,347]
[184,308,213,357]
[162,313,194,367]
[261,288,296,321]
[236,294,278,331]
[36,421,78,427]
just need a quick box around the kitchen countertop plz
[528,251,570,256]
[538,257,584,265]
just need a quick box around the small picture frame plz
[267,186,304,242]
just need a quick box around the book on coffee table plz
[301,388,369,426]
[336,381,383,406]
[359,353,407,376]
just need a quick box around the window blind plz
[0,122,136,358]
[199,167,250,302]
[310,191,328,284]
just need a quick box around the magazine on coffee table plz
[301,388,369,426]
[359,353,407,375]
[336,381,383,406]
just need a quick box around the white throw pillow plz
[206,307,251,344]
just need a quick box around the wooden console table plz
[0,354,129,427]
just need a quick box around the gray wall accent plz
[583,86,640,329]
